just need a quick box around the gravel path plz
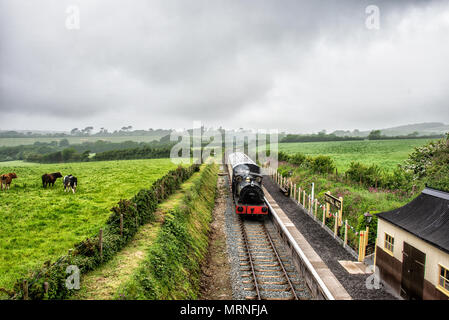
[263,176,397,300]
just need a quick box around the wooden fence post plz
[308,194,312,214]
[298,187,301,204]
[322,206,326,226]
[23,280,28,300]
[291,181,293,198]
[365,226,370,247]
[120,214,124,236]
[344,220,348,247]
[99,228,103,261]
[293,184,297,201]
[314,199,318,218]
[358,231,365,262]
[334,212,338,237]
[44,282,49,295]
[338,197,344,226]
[303,190,306,206]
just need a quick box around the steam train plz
[228,152,268,215]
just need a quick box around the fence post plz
[298,187,301,204]
[44,282,49,295]
[120,214,124,236]
[290,181,293,197]
[344,220,348,247]
[303,190,306,206]
[334,212,338,238]
[308,194,312,215]
[338,197,344,226]
[311,182,315,203]
[358,231,365,262]
[293,184,297,201]
[365,226,370,247]
[99,228,103,261]
[23,280,28,300]
[314,199,318,219]
[322,206,326,226]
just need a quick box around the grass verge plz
[116,163,218,300]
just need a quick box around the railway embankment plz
[116,163,218,299]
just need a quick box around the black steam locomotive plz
[228,152,268,215]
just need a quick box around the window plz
[438,265,449,296]
[384,233,394,254]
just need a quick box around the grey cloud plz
[0,0,448,132]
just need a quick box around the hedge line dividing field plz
[5,163,200,300]
[116,163,218,299]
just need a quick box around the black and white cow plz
[63,175,78,193]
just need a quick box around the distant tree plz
[318,130,327,136]
[368,130,382,140]
[62,148,76,161]
[59,139,70,147]
[82,126,94,135]
[71,128,80,135]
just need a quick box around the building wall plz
[376,219,449,299]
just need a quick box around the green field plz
[0,158,178,290]
[0,135,166,147]
[279,139,436,171]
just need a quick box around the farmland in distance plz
[0,135,167,147]
[279,138,437,171]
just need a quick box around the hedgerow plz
[7,163,200,300]
[117,163,218,300]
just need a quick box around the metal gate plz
[400,242,426,300]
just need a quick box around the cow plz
[63,175,78,193]
[0,173,17,191]
[42,172,63,188]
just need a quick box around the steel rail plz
[262,223,299,300]
[239,218,261,300]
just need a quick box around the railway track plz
[236,217,311,300]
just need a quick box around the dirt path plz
[71,172,201,300]
[199,170,233,299]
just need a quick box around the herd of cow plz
[0,172,78,193]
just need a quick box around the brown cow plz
[42,172,63,188]
[1,173,17,191]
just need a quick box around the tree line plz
[0,138,176,163]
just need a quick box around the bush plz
[310,155,335,174]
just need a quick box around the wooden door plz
[401,242,425,300]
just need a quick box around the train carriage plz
[228,152,268,215]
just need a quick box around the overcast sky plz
[1,0,448,133]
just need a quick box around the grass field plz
[279,138,436,171]
[0,158,178,290]
[0,135,166,147]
